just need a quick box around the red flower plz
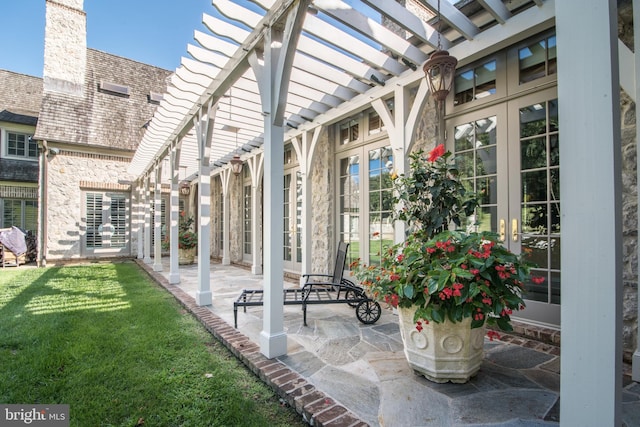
[389,273,401,281]
[384,294,399,308]
[531,276,546,284]
[397,254,404,262]
[428,144,446,162]
[487,330,501,341]
[452,283,464,297]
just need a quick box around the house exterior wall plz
[621,88,638,356]
[309,127,333,274]
[45,151,133,259]
[619,4,637,358]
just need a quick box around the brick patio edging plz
[135,260,368,427]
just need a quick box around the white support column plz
[261,116,286,357]
[290,127,322,285]
[220,168,232,266]
[194,104,214,306]
[251,0,309,358]
[557,1,622,425]
[168,143,181,284]
[153,164,163,272]
[143,175,152,264]
[633,0,640,383]
[247,153,264,275]
[136,182,144,259]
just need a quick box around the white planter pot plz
[397,305,485,383]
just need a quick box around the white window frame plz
[2,127,38,161]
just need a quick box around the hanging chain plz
[436,0,442,50]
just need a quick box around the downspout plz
[37,140,48,267]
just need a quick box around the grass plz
[0,262,307,426]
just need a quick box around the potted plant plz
[162,211,197,265]
[352,144,539,383]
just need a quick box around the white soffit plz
[129,0,553,179]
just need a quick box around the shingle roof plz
[34,49,172,151]
[0,70,43,126]
[0,158,39,182]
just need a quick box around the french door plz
[447,87,560,327]
[337,143,394,268]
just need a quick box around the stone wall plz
[308,127,334,275]
[45,150,133,260]
[619,0,638,359]
[43,0,86,96]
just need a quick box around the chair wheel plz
[345,289,362,307]
[355,299,381,324]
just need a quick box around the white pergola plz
[127,0,636,424]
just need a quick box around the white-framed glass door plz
[337,142,394,268]
[446,87,560,327]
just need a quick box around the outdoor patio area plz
[134,259,640,426]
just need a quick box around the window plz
[6,132,37,159]
[518,35,557,84]
[84,192,129,254]
[454,60,497,106]
[2,199,37,232]
[243,184,252,255]
[339,118,359,145]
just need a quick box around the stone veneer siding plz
[45,151,135,260]
[309,127,334,275]
[618,2,637,359]
[43,0,86,96]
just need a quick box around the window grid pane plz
[244,185,252,255]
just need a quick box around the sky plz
[0,0,219,77]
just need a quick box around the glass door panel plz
[368,147,394,265]
[454,115,499,233]
[517,98,560,305]
[339,154,360,267]
[507,87,560,326]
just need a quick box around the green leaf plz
[403,284,415,299]
[496,316,513,331]
[431,308,444,323]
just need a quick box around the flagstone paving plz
[136,259,640,426]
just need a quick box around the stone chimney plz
[43,0,86,96]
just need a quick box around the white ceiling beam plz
[361,0,447,50]
[293,54,371,94]
[315,0,428,66]
[302,14,407,76]
[418,0,480,41]
[476,0,512,25]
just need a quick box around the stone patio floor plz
[135,259,640,427]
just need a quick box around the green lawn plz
[0,262,306,426]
